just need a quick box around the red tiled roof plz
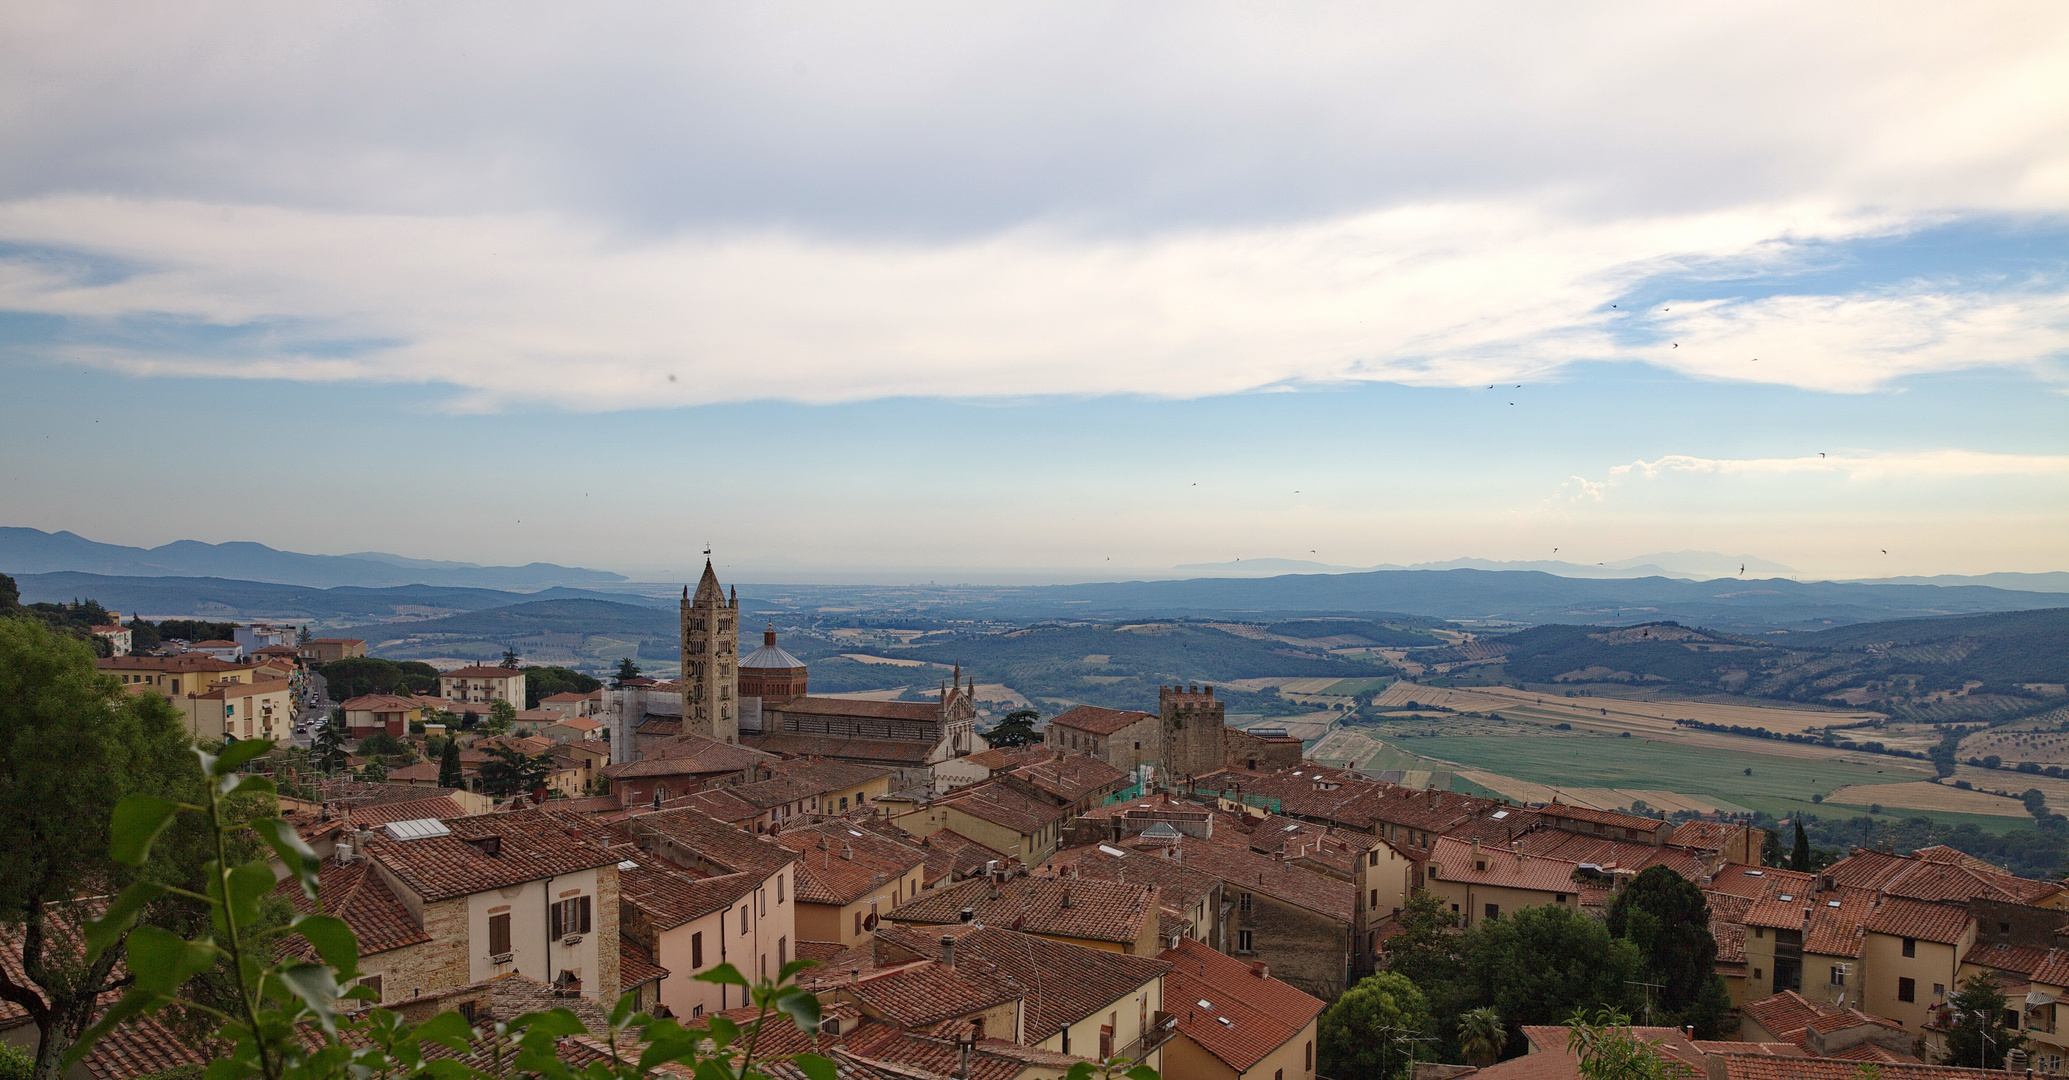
[841,958,1023,1029]
[932,781,1068,836]
[1864,895,1974,945]
[887,876,1156,946]
[1825,846,2063,906]
[620,938,668,992]
[443,666,523,678]
[881,923,1170,1044]
[1711,1053,2011,1080]
[1003,754,1131,804]
[1513,829,1710,878]
[344,796,466,825]
[1739,991,1902,1046]
[361,807,620,902]
[541,691,590,703]
[1708,863,1814,900]
[776,822,927,905]
[1159,937,1323,1072]
[1119,832,1356,922]
[98,654,247,673]
[914,829,1018,886]
[1668,820,1758,852]
[1428,836,1582,895]
[744,732,939,766]
[618,853,758,929]
[628,806,800,880]
[604,735,775,779]
[1963,941,2051,978]
[1690,1042,1807,1058]
[275,858,430,957]
[1537,802,1669,833]
[766,697,944,722]
[1045,842,1222,914]
[1047,705,1156,736]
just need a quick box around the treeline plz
[1783,811,2069,879]
[317,656,599,709]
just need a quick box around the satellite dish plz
[863,913,879,930]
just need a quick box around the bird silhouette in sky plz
[1820,453,1826,458]
[1553,548,1558,554]
[1672,343,1679,348]
[1882,549,1888,555]
[1739,564,1746,576]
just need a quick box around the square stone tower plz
[1160,684,1227,782]
[680,559,740,744]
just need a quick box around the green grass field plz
[1322,677,1396,696]
[1401,731,2044,835]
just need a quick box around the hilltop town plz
[6,560,2065,1080]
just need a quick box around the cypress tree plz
[438,737,463,789]
[1790,820,1811,871]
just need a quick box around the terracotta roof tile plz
[1159,937,1323,1072]
[767,697,945,722]
[361,807,620,902]
[745,733,940,766]
[344,796,466,826]
[1002,754,1131,804]
[628,806,800,880]
[1668,820,1760,852]
[1712,1052,2010,1080]
[776,822,928,905]
[1117,833,1355,922]
[621,938,669,992]
[1864,896,1974,945]
[1428,836,1583,895]
[1826,847,2062,906]
[275,857,432,957]
[1046,705,1156,737]
[1536,803,1671,834]
[887,876,1156,947]
[443,666,523,678]
[1044,842,1222,915]
[875,924,1170,1044]
[930,781,1068,836]
[604,736,776,779]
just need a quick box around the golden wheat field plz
[1826,781,2029,817]
[1370,682,1879,736]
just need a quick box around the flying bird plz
[1820,453,1826,458]
[1672,343,1679,348]
[1882,549,1888,554]
[1739,564,1746,576]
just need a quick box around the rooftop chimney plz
[940,935,956,967]
[1061,888,1072,908]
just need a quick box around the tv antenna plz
[1627,979,1665,1026]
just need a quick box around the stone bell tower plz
[680,559,740,744]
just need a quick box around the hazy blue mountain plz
[1845,572,2069,593]
[987,570,2069,631]
[1172,550,1798,580]
[0,527,623,589]
[9,571,655,621]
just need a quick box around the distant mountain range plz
[1175,550,1799,580]
[1171,551,2068,592]
[0,528,624,589]
[7,571,658,622]
[967,570,2069,631]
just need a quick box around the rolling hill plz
[0,527,623,588]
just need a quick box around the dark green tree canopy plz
[985,709,1042,748]
[1319,971,1430,1080]
[1605,865,1729,1035]
[317,657,439,702]
[522,665,601,709]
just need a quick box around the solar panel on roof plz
[384,818,451,841]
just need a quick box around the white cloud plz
[1610,449,2069,482]
[1641,291,2069,392]
[6,194,2055,408]
[0,4,2067,408]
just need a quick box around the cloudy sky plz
[2,2,2065,583]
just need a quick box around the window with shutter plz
[489,913,511,955]
[691,932,704,968]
